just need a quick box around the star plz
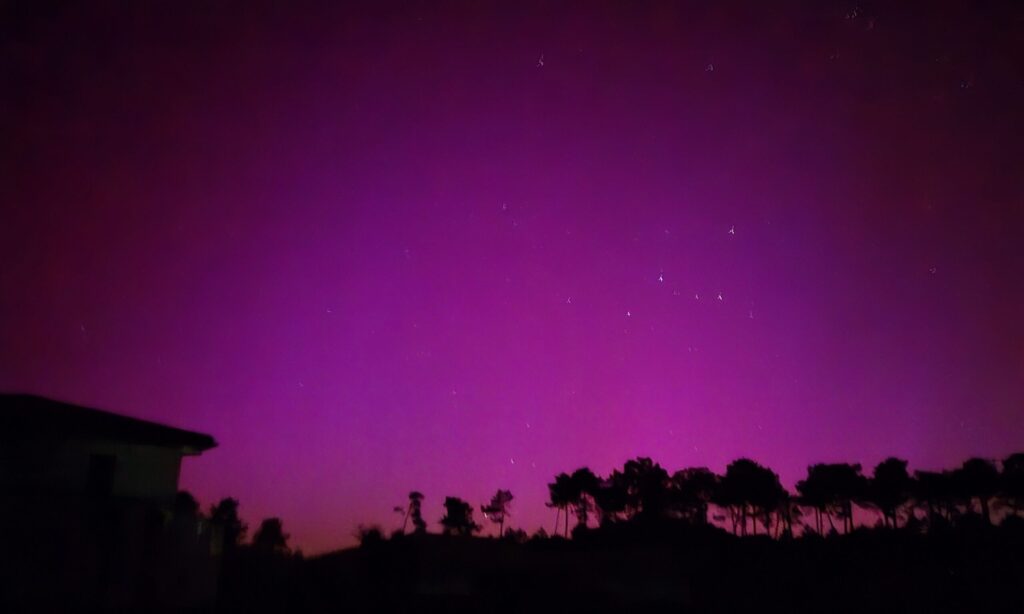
[658,272,664,283]
[717,292,724,301]
[728,225,735,235]
[626,311,632,317]
[537,54,544,67]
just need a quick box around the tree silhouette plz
[210,497,248,550]
[480,489,514,537]
[593,476,628,526]
[404,491,427,534]
[440,497,480,536]
[252,517,290,554]
[719,459,785,536]
[757,473,789,536]
[619,457,670,520]
[547,473,575,537]
[174,490,200,518]
[869,458,912,528]
[913,470,957,526]
[957,458,999,524]
[771,489,801,538]
[796,465,831,535]
[393,505,407,531]
[797,463,867,534]
[569,468,601,529]
[670,467,719,525]
[1002,453,1024,518]
[832,463,868,533]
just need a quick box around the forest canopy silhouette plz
[194,451,1024,612]
[377,453,1024,540]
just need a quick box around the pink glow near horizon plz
[2,2,1023,552]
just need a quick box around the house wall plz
[0,439,184,502]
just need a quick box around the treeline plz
[194,452,1024,551]
[170,494,307,610]
[172,493,297,557]
[378,452,1024,544]
[543,454,1024,538]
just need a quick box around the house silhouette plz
[1,393,216,500]
[0,393,221,611]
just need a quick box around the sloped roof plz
[0,394,217,453]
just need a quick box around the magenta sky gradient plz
[2,1,1023,552]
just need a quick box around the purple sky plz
[3,1,1023,552]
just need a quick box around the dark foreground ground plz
[219,519,1024,614]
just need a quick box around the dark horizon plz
[3,388,1023,612]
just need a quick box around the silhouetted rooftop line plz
[0,393,217,452]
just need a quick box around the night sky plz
[3,1,1023,552]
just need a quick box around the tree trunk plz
[554,508,560,535]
